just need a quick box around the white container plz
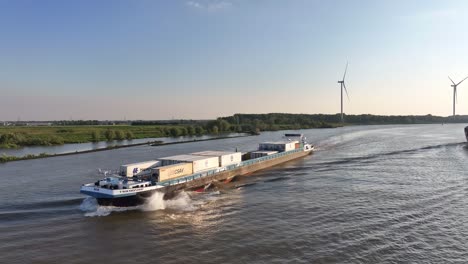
[158,154,219,173]
[191,150,242,167]
[119,160,161,177]
[259,141,298,152]
[250,151,278,159]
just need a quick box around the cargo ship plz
[80,134,314,207]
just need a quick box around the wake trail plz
[311,142,465,168]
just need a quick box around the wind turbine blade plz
[448,76,456,85]
[455,87,458,103]
[343,82,350,101]
[456,75,468,86]
[342,62,348,81]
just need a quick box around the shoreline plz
[0,134,254,163]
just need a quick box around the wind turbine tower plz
[338,62,350,123]
[448,75,468,116]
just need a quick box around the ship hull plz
[92,149,313,207]
[96,189,156,207]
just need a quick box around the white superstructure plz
[119,160,161,177]
[259,141,298,152]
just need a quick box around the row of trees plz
[217,113,468,133]
[0,133,64,148]
[218,114,338,133]
[91,125,209,141]
[166,126,206,137]
[4,113,464,147]
[92,130,135,142]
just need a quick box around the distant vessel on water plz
[80,134,314,207]
[465,126,468,141]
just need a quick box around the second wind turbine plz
[338,62,350,123]
[448,75,468,116]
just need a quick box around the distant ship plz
[80,134,314,207]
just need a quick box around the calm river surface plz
[1,124,468,263]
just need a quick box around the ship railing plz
[157,148,302,187]
[239,148,302,166]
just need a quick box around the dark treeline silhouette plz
[54,120,101,125]
[218,113,468,132]
[131,120,207,126]
[39,114,468,129]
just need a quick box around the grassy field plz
[0,125,203,148]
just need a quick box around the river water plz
[1,124,468,263]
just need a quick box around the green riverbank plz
[0,134,253,163]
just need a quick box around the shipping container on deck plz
[119,160,161,177]
[191,150,242,167]
[250,151,278,159]
[157,154,219,173]
[151,163,193,182]
[259,141,298,152]
[295,142,300,149]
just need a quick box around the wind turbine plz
[338,62,350,123]
[448,75,468,116]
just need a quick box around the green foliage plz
[125,131,134,140]
[187,126,195,135]
[56,129,73,133]
[206,119,231,133]
[219,113,461,129]
[1,113,465,149]
[0,124,217,147]
[104,130,116,141]
[115,130,125,140]
[179,127,188,136]
[0,132,64,147]
[48,135,64,145]
[217,119,230,131]
[0,152,51,163]
[169,127,181,137]
[0,154,18,163]
[194,126,204,135]
[91,130,100,142]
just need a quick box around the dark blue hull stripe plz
[80,190,137,199]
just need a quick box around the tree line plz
[2,113,467,148]
[218,113,468,132]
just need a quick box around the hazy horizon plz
[2,0,468,120]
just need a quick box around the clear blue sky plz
[1,0,468,120]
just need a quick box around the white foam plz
[85,206,132,217]
[79,197,98,212]
[141,191,166,211]
[80,191,201,217]
[142,191,197,212]
[79,197,137,217]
